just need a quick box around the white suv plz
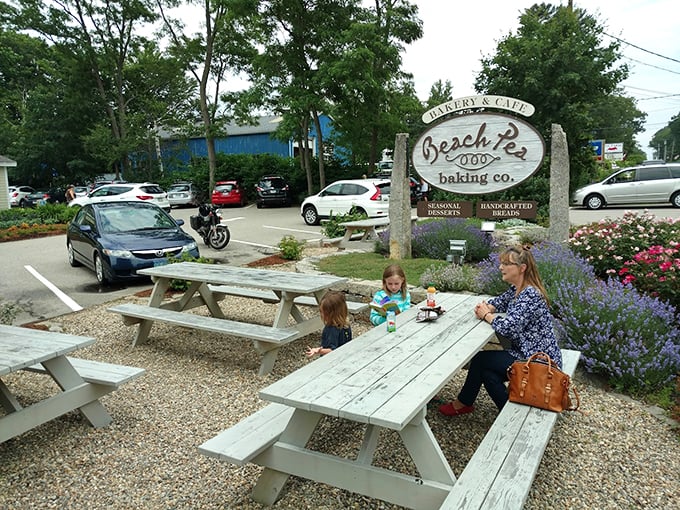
[571,162,680,210]
[300,179,390,225]
[9,185,36,207]
[69,183,171,211]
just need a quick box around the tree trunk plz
[312,111,326,189]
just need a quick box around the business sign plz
[589,140,604,161]
[412,112,545,195]
[422,95,535,124]
[605,142,623,154]
[477,201,537,219]
[416,200,473,218]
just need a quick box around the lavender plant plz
[553,278,680,394]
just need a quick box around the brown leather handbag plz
[507,352,580,412]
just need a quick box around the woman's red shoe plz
[438,402,474,416]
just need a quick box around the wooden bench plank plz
[440,348,581,510]
[208,285,368,313]
[108,303,300,345]
[24,357,146,387]
[198,403,294,466]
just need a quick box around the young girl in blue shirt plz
[369,264,412,326]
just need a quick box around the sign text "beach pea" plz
[420,122,528,165]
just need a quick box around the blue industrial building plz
[160,115,336,167]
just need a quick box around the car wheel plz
[671,192,680,208]
[94,253,110,285]
[256,201,263,209]
[67,242,82,267]
[303,205,319,225]
[585,194,604,210]
[353,207,367,217]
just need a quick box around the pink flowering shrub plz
[570,211,680,307]
[619,243,680,308]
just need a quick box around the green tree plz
[325,0,422,172]
[157,0,259,192]
[474,3,641,195]
[650,113,680,162]
[13,0,161,178]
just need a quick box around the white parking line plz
[24,265,83,312]
[228,239,277,249]
[221,216,245,222]
[263,225,319,235]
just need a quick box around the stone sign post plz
[389,133,412,259]
[548,123,570,243]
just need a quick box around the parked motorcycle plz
[189,204,230,249]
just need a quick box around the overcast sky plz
[401,0,680,159]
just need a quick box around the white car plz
[167,182,198,208]
[69,182,171,211]
[571,162,680,210]
[300,179,390,225]
[9,185,36,207]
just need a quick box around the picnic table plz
[0,325,145,443]
[108,262,349,375]
[199,292,496,507]
[337,216,418,247]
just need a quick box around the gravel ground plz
[1,255,679,510]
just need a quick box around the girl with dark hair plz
[305,291,352,357]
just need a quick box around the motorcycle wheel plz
[209,226,230,249]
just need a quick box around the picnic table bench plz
[337,216,418,248]
[108,262,348,375]
[440,348,580,510]
[199,292,498,508]
[0,325,145,443]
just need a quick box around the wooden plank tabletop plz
[137,262,348,293]
[0,325,95,376]
[260,292,494,430]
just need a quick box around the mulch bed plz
[246,254,290,267]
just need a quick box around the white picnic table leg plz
[398,409,456,486]
[134,277,171,346]
[42,356,113,428]
[0,379,23,412]
[196,282,225,318]
[251,408,322,505]
[356,424,381,464]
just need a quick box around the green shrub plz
[321,208,368,239]
[166,252,213,291]
[0,300,21,325]
[278,235,305,260]
[418,263,479,292]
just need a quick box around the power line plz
[623,56,680,76]
[604,32,680,65]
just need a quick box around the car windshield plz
[215,184,234,192]
[169,184,190,192]
[98,206,177,233]
[139,185,165,194]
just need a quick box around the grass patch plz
[316,252,448,285]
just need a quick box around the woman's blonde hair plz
[382,264,408,297]
[499,245,549,305]
[319,291,349,328]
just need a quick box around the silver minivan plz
[571,162,680,209]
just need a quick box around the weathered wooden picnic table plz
[199,292,496,508]
[337,216,418,247]
[0,325,145,443]
[108,262,349,375]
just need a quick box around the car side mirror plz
[79,225,92,233]
[175,219,185,226]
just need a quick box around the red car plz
[211,180,247,207]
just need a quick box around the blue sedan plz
[67,201,199,284]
